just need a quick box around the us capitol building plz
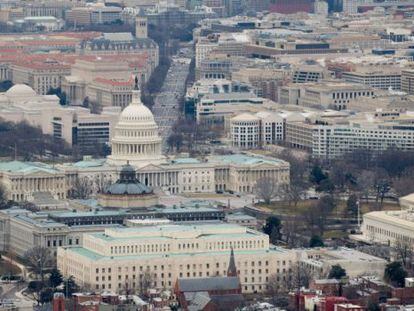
[0,83,290,202]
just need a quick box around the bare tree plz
[357,170,375,203]
[394,237,414,271]
[255,177,281,204]
[0,182,9,209]
[283,217,305,248]
[94,173,111,194]
[284,183,306,207]
[288,263,315,290]
[393,176,414,197]
[373,169,391,206]
[69,176,93,199]
[24,246,53,283]
[139,267,154,296]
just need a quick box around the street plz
[152,51,191,150]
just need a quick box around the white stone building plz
[230,111,284,149]
[107,86,165,167]
[299,247,387,279]
[57,224,297,294]
[358,210,414,246]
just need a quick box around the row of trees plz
[0,119,72,160]
[23,246,79,305]
[167,118,223,154]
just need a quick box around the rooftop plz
[0,161,60,174]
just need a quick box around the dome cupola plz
[107,76,165,167]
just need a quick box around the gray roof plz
[177,277,240,292]
[187,292,211,311]
[104,183,153,195]
[103,32,134,41]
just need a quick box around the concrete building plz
[0,200,228,257]
[230,111,284,149]
[62,54,150,106]
[78,32,159,71]
[358,209,414,246]
[299,247,387,278]
[279,81,376,110]
[401,69,414,95]
[196,92,264,125]
[285,109,414,158]
[57,224,297,294]
[9,58,71,95]
[0,84,120,152]
[342,67,401,90]
[65,4,122,26]
[0,207,117,258]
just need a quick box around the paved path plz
[152,55,191,150]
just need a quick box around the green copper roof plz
[0,161,59,174]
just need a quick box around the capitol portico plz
[107,80,164,167]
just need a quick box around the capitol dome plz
[107,82,165,167]
[6,84,36,98]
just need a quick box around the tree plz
[255,177,280,204]
[39,287,54,304]
[309,165,327,185]
[367,301,380,311]
[393,167,414,197]
[24,246,53,283]
[309,235,324,247]
[94,173,111,194]
[69,177,92,199]
[373,169,391,206]
[49,268,63,288]
[385,262,407,287]
[139,268,154,295]
[167,133,183,152]
[394,237,413,271]
[357,170,375,203]
[263,216,282,244]
[63,276,79,297]
[328,264,346,280]
[0,182,9,209]
[346,194,358,217]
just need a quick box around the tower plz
[135,9,148,39]
[227,247,238,277]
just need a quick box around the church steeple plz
[227,247,237,277]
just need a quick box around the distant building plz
[0,84,119,152]
[66,4,122,26]
[58,223,297,294]
[269,0,315,13]
[342,67,401,90]
[357,209,414,246]
[174,249,244,311]
[285,110,414,158]
[401,69,414,95]
[279,81,376,110]
[299,247,387,278]
[230,111,284,149]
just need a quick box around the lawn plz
[256,199,400,217]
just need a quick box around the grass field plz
[256,199,399,216]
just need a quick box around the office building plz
[57,224,297,293]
